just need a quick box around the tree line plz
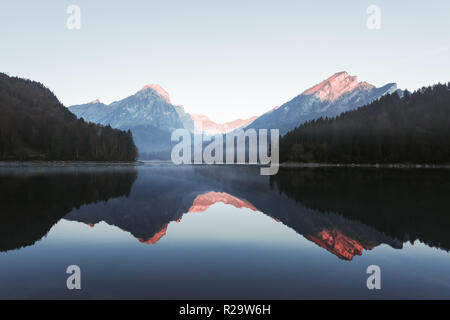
[280,83,450,164]
[0,73,138,161]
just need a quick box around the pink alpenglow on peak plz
[91,99,100,104]
[190,114,258,134]
[303,71,375,102]
[141,84,171,103]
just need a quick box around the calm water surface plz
[1,164,450,299]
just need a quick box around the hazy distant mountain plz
[190,114,257,134]
[70,85,194,153]
[247,71,400,134]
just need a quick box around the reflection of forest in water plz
[0,167,137,252]
[1,165,450,261]
[271,168,450,254]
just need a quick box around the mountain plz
[0,73,137,161]
[70,84,193,130]
[69,72,399,155]
[279,83,450,164]
[70,84,259,156]
[246,71,400,135]
[190,114,257,134]
[70,85,194,154]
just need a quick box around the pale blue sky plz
[0,0,449,122]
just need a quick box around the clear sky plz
[0,0,449,122]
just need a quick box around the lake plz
[1,164,450,299]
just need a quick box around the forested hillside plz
[280,83,450,164]
[0,73,138,161]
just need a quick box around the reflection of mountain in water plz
[189,192,258,213]
[2,165,450,260]
[202,166,403,260]
[66,166,447,260]
[65,167,210,243]
[0,167,137,252]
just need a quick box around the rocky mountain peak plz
[141,84,171,103]
[303,71,375,102]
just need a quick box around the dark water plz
[1,164,450,299]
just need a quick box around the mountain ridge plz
[279,82,450,164]
[69,72,401,156]
[70,85,195,153]
[246,71,400,134]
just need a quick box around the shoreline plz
[280,162,450,169]
[0,161,143,167]
[1,161,450,170]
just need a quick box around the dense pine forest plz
[280,83,450,164]
[0,73,138,161]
